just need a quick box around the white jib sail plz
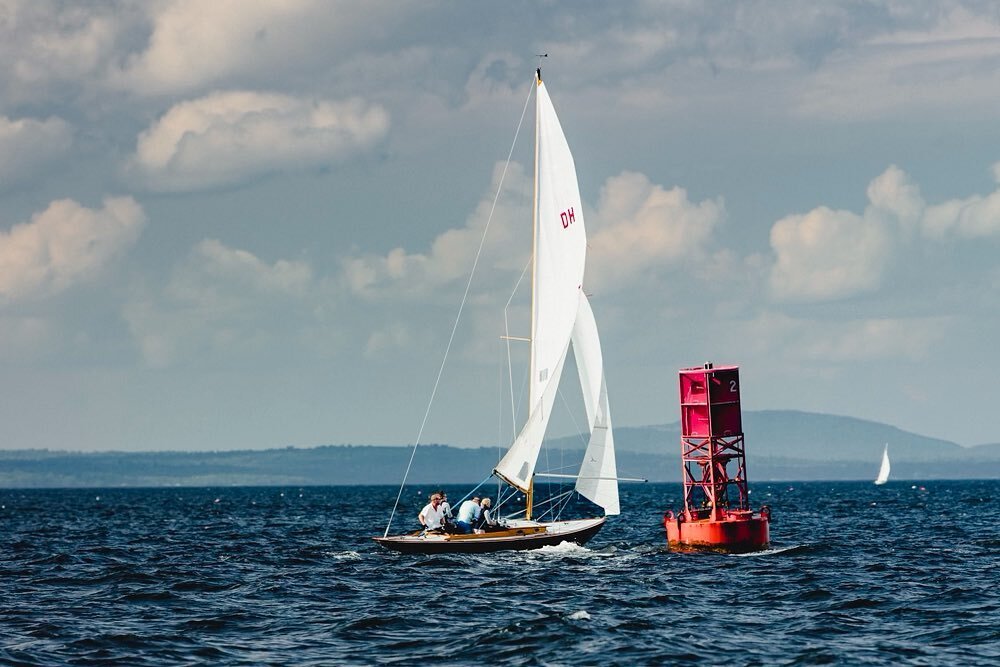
[494,78,588,492]
[875,444,890,485]
[572,294,619,515]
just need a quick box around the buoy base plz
[664,508,770,553]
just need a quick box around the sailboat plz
[874,443,890,485]
[375,69,620,554]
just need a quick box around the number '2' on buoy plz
[664,363,771,553]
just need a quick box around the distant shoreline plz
[2,411,997,488]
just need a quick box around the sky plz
[3,0,1000,452]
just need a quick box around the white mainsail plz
[494,72,617,515]
[874,443,890,485]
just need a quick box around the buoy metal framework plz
[664,363,770,552]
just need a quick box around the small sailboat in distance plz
[874,443,890,485]
[375,67,622,554]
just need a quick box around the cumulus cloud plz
[0,115,73,186]
[114,0,317,95]
[168,239,312,301]
[113,0,410,96]
[124,239,319,367]
[0,1,127,102]
[769,206,891,302]
[866,165,924,229]
[343,161,530,300]
[767,160,1000,302]
[0,197,145,302]
[344,165,725,302]
[587,171,724,290]
[129,90,389,191]
[922,165,1000,239]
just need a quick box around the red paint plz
[666,363,771,552]
[664,508,770,553]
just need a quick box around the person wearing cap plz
[454,496,482,534]
[418,493,446,532]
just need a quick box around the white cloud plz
[169,239,312,301]
[0,1,126,102]
[767,161,1000,302]
[343,161,530,300]
[113,0,410,96]
[344,166,725,301]
[769,205,891,302]
[114,0,316,95]
[866,164,924,229]
[0,115,73,186]
[587,171,724,291]
[129,90,389,191]
[0,197,145,302]
[922,165,1000,239]
[743,311,948,362]
[768,164,924,303]
[794,7,1000,120]
[124,239,318,367]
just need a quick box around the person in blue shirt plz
[454,496,482,534]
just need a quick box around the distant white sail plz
[874,443,890,485]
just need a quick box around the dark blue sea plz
[1,481,997,665]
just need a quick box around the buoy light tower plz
[664,363,770,552]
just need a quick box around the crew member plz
[418,493,446,532]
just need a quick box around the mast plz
[526,66,541,520]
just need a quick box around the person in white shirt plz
[418,493,446,532]
[454,496,482,534]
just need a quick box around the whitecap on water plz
[325,551,362,561]
[733,544,802,557]
[567,610,591,620]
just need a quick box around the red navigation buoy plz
[664,363,770,552]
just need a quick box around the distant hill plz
[0,410,997,488]
[553,410,987,463]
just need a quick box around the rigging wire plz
[501,256,532,505]
[383,79,536,538]
[504,255,532,435]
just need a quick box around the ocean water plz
[1,481,997,665]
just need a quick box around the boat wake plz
[522,541,623,560]
[530,541,595,557]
